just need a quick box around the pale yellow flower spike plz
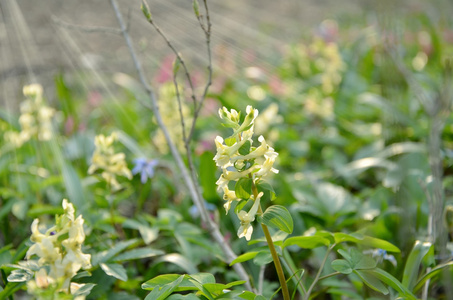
[214,105,279,238]
[88,132,132,191]
[26,199,91,296]
[5,84,56,147]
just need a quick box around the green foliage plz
[259,205,293,234]
[1,4,452,300]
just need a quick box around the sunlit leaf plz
[260,205,293,234]
[100,263,128,281]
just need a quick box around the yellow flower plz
[88,132,132,191]
[215,106,279,214]
[26,199,91,291]
[6,84,55,147]
[222,186,238,213]
[237,192,262,241]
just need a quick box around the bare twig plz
[187,0,213,143]
[109,0,252,290]
[141,0,208,209]
[172,60,189,145]
[142,8,197,109]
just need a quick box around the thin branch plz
[51,15,123,35]
[109,0,252,291]
[173,62,189,145]
[142,7,197,109]
[187,0,213,143]
[258,265,265,295]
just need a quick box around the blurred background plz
[1,0,447,109]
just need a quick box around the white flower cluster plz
[26,199,91,296]
[4,84,55,147]
[214,106,278,240]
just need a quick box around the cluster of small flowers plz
[4,84,55,147]
[26,199,91,298]
[214,106,278,240]
[284,39,345,121]
[88,132,132,191]
[153,83,192,154]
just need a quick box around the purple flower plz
[132,158,158,184]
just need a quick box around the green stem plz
[317,271,341,282]
[304,244,336,300]
[282,248,307,295]
[261,223,291,300]
[251,180,290,300]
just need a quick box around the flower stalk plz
[215,105,289,298]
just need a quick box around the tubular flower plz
[26,199,91,295]
[214,106,278,214]
[237,192,263,241]
[88,132,132,191]
[222,186,238,213]
[214,105,279,241]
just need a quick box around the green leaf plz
[27,205,64,218]
[72,283,96,297]
[100,263,128,281]
[6,268,33,282]
[203,283,229,296]
[260,205,293,234]
[0,282,25,299]
[188,273,216,285]
[144,275,184,300]
[188,279,215,300]
[283,236,331,249]
[192,0,200,16]
[402,240,432,290]
[235,291,257,300]
[256,181,276,201]
[230,251,259,266]
[361,268,416,299]
[413,261,453,293]
[238,140,251,155]
[331,259,353,274]
[337,248,377,270]
[199,152,218,201]
[333,233,400,253]
[122,219,159,245]
[116,130,148,158]
[225,137,236,146]
[235,178,253,200]
[253,250,273,266]
[141,0,152,21]
[92,239,139,265]
[61,160,86,212]
[153,253,199,274]
[142,274,182,291]
[113,248,164,262]
[167,294,201,300]
[354,270,389,295]
[361,236,400,253]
